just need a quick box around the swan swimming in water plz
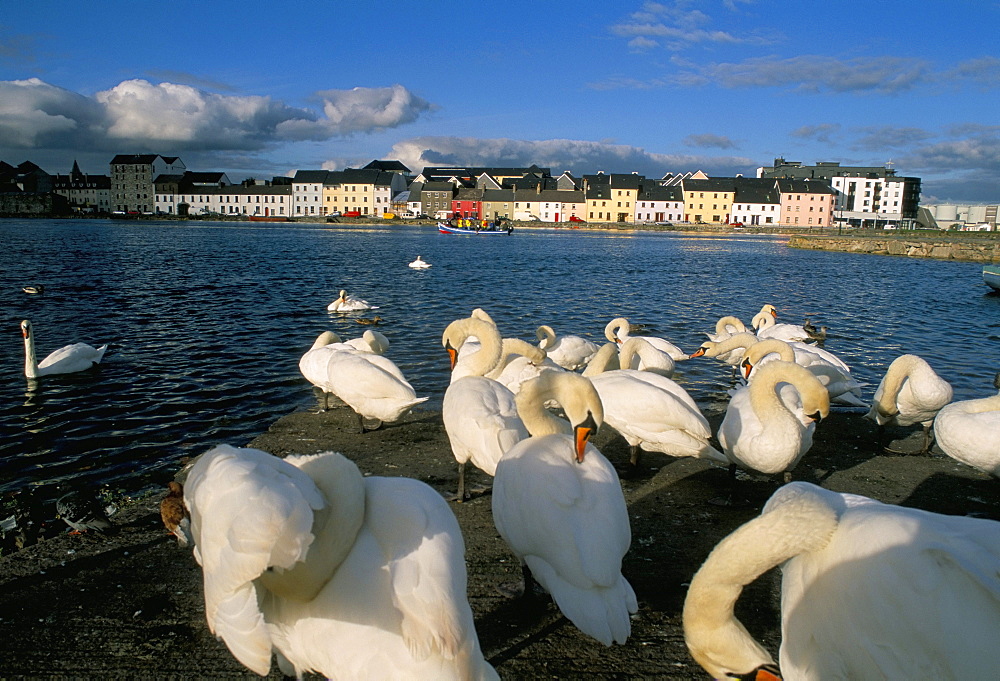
[185,445,498,680]
[408,256,431,269]
[327,289,377,312]
[683,481,1000,681]
[21,319,107,378]
[492,371,638,646]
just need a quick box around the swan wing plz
[779,493,1000,678]
[37,342,107,373]
[443,377,527,474]
[363,477,474,662]
[494,436,630,588]
[185,445,324,675]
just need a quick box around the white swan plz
[705,315,748,342]
[21,319,108,378]
[741,339,866,407]
[185,445,498,680]
[718,360,830,478]
[617,336,676,377]
[865,354,953,452]
[493,371,637,646]
[689,331,759,368]
[408,255,431,269]
[442,316,528,500]
[535,324,599,371]
[486,337,564,395]
[933,371,1000,476]
[327,289,376,312]
[751,304,812,343]
[22,285,44,294]
[683,481,1000,681]
[604,317,687,361]
[298,331,426,430]
[583,341,724,467]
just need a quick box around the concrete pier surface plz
[0,404,996,678]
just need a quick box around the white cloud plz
[0,78,435,154]
[609,1,771,51]
[388,136,755,177]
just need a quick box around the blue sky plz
[1,0,997,202]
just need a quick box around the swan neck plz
[444,317,503,377]
[23,326,38,378]
[582,342,619,376]
[746,339,794,365]
[879,354,921,405]
[683,488,839,678]
[516,372,603,438]
[257,452,366,602]
[536,325,556,349]
[707,332,758,358]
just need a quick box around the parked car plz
[568,215,585,222]
[327,211,342,217]
[342,210,361,217]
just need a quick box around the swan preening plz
[493,371,638,646]
[21,319,108,378]
[535,324,599,371]
[327,289,377,312]
[865,353,953,452]
[442,316,528,500]
[683,481,1000,680]
[185,445,498,680]
[298,329,426,430]
[934,371,1000,476]
[719,360,830,478]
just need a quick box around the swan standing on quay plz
[751,304,813,344]
[604,316,688,362]
[583,342,723,468]
[534,324,599,371]
[185,445,498,680]
[442,316,528,501]
[298,330,425,430]
[327,289,376,312]
[683,481,1000,681]
[740,339,866,407]
[21,319,108,378]
[933,371,1000,476]
[865,353,953,453]
[718,360,830,481]
[492,371,637,646]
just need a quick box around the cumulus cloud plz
[0,78,434,154]
[683,133,738,149]
[388,135,755,178]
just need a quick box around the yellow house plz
[682,176,736,224]
[584,173,642,222]
[322,168,395,216]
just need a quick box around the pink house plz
[777,179,836,227]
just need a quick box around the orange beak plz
[771,308,778,318]
[446,344,458,370]
[741,359,753,379]
[689,347,706,358]
[573,412,599,463]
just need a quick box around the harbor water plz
[2,218,998,505]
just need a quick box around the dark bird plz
[56,489,115,534]
[355,316,384,325]
[803,317,828,344]
[160,481,192,547]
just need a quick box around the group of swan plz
[683,481,1000,680]
[185,444,498,679]
[21,319,107,379]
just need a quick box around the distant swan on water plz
[408,256,431,269]
[327,289,377,312]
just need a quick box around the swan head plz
[689,343,709,358]
[573,410,599,464]
[20,319,31,339]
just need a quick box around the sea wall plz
[788,235,1000,263]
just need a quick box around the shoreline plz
[1,402,996,678]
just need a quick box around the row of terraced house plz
[2,154,922,228]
